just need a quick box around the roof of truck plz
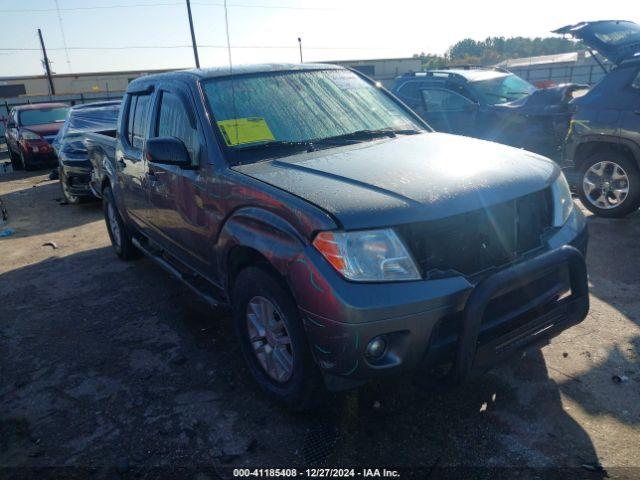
[127,63,343,89]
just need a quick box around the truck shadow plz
[2,245,630,476]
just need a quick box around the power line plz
[3,1,336,13]
[54,0,72,71]
[0,45,394,51]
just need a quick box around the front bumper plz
[288,208,588,388]
[60,158,94,197]
[21,143,57,167]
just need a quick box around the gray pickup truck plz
[89,63,589,409]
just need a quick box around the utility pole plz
[38,29,55,95]
[185,0,200,68]
[298,37,303,63]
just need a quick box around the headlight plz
[313,229,421,282]
[551,172,574,227]
[21,130,42,140]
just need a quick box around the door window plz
[631,70,640,90]
[421,88,474,112]
[155,91,198,163]
[125,93,151,149]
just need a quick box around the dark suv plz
[556,20,640,217]
[4,103,69,170]
[392,68,586,159]
[95,64,589,409]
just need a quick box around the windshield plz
[202,69,422,161]
[472,74,536,105]
[19,107,68,127]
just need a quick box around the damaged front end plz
[489,83,589,160]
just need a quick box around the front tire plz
[578,151,640,218]
[20,150,33,171]
[102,186,140,260]
[9,149,22,170]
[232,266,324,410]
[59,168,82,205]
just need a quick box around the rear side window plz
[126,94,151,149]
[155,91,198,162]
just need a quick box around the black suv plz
[391,67,585,159]
[557,20,640,217]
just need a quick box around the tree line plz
[414,36,581,69]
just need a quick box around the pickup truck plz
[93,63,589,409]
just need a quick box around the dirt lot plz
[1,171,639,479]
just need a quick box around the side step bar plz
[132,237,224,308]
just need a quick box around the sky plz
[0,0,637,77]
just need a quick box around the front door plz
[115,92,153,229]
[417,88,478,136]
[144,88,212,272]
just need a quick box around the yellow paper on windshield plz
[217,117,275,146]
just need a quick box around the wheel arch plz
[574,138,640,170]
[218,207,307,296]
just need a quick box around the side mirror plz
[146,137,191,167]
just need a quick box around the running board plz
[132,237,223,308]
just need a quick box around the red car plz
[4,102,69,170]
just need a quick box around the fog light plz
[365,336,387,359]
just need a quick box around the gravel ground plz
[0,171,639,479]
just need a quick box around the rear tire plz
[577,151,640,218]
[232,266,324,410]
[103,186,140,260]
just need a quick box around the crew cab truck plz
[96,64,589,409]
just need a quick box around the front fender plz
[216,206,307,292]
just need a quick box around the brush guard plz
[449,245,589,384]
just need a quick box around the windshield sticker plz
[217,117,275,146]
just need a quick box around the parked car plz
[391,67,588,160]
[4,103,69,171]
[53,101,121,204]
[93,64,589,409]
[556,20,640,217]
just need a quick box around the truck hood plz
[553,20,640,66]
[233,133,559,230]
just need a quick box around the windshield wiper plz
[235,140,317,152]
[314,128,420,145]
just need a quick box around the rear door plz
[115,90,153,229]
[144,85,212,271]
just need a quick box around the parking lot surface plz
[1,171,639,478]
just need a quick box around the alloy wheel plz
[107,201,122,249]
[583,160,629,210]
[246,296,294,383]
